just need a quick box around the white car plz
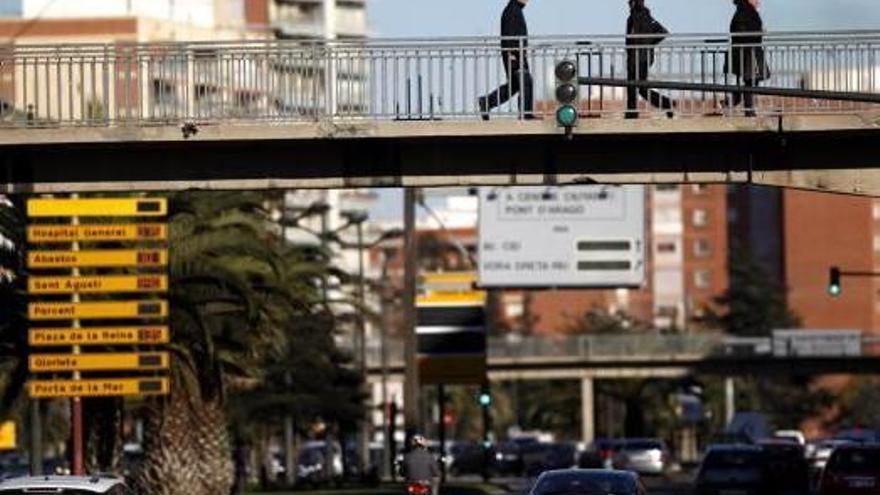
[774,429,806,446]
[0,476,127,494]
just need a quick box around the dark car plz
[695,445,769,495]
[528,469,645,495]
[758,439,809,495]
[491,441,523,476]
[521,443,576,477]
[449,441,485,476]
[579,439,622,470]
[819,444,880,495]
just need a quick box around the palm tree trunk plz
[135,383,233,495]
[84,398,123,475]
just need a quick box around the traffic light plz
[828,266,842,297]
[478,390,492,407]
[555,60,579,129]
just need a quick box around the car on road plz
[613,439,670,476]
[819,444,880,495]
[578,439,622,470]
[0,475,127,494]
[809,439,854,486]
[490,441,524,476]
[758,439,809,495]
[773,430,807,446]
[694,444,768,495]
[521,443,577,478]
[528,469,646,495]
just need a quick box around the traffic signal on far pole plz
[555,60,579,130]
[478,389,492,407]
[828,267,842,297]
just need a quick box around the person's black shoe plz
[666,111,674,119]
[477,97,490,121]
[624,111,639,120]
[523,113,539,120]
[744,110,757,118]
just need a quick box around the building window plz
[656,184,678,192]
[874,235,880,252]
[694,270,712,289]
[874,203,880,220]
[657,242,677,254]
[691,184,708,194]
[692,209,709,227]
[694,239,711,257]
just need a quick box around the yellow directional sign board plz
[416,291,487,307]
[29,352,170,372]
[28,378,170,399]
[27,198,167,218]
[28,275,168,295]
[29,300,168,320]
[27,224,167,243]
[0,422,15,451]
[28,249,168,269]
[29,326,170,347]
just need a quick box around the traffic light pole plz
[480,384,492,482]
[437,384,447,483]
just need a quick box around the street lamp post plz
[337,211,404,480]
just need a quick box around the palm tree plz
[0,195,28,416]
[134,191,358,495]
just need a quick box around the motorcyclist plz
[400,435,440,495]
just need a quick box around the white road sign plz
[478,185,646,288]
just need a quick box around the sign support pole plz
[70,202,84,476]
[403,188,421,442]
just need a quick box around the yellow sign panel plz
[28,275,168,295]
[28,249,168,269]
[29,352,170,372]
[27,224,167,243]
[29,300,168,320]
[421,272,477,284]
[29,326,170,347]
[28,378,170,399]
[27,198,167,218]
[0,422,16,451]
[417,292,487,307]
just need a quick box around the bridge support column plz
[725,377,736,426]
[581,376,595,445]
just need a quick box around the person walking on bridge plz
[625,0,675,119]
[478,0,535,120]
[723,0,769,117]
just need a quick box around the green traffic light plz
[829,267,842,297]
[479,393,491,407]
[556,105,578,127]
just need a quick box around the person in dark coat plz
[724,0,769,116]
[479,0,534,120]
[625,0,674,119]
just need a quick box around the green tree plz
[703,250,832,430]
[704,250,799,336]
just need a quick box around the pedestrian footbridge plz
[1,31,879,194]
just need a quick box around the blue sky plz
[369,0,880,38]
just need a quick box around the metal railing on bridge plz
[1,30,879,127]
[363,332,880,370]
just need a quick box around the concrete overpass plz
[363,333,880,443]
[0,32,879,195]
